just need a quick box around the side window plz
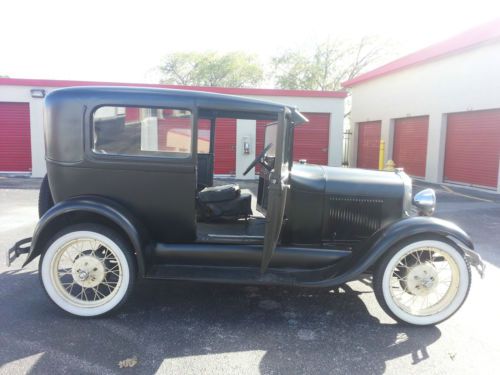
[92,106,193,158]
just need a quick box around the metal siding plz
[357,121,381,169]
[393,116,429,177]
[444,109,500,188]
[214,118,236,175]
[0,102,31,172]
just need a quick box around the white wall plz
[349,41,500,186]
[0,85,345,178]
[235,119,257,179]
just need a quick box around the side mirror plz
[413,188,436,216]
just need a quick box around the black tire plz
[373,235,471,326]
[38,174,54,218]
[39,223,137,317]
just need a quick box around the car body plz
[7,86,484,324]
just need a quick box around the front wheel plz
[373,237,471,326]
[40,224,136,317]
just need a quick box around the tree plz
[159,52,264,87]
[271,37,387,91]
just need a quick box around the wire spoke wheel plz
[388,246,459,316]
[374,239,471,326]
[51,238,123,307]
[41,226,134,317]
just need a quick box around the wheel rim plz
[50,237,123,308]
[388,246,461,316]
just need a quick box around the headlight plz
[413,188,436,216]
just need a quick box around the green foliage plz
[159,52,264,88]
[272,37,386,91]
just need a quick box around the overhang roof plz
[342,18,500,88]
[0,77,347,99]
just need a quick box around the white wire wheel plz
[40,224,136,317]
[373,238,471,326]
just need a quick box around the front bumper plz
[460,245,486,279]
[5,238,31,267]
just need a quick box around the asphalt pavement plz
[0,176,499,374]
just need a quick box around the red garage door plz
[214,118,236,175]
[0,102,31,172]
[393,116,429,177]
[294,113,330,165]
[256,112,330,171]
[357,121,381,169]
[444,109,500,189]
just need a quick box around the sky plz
[1,0,499,85]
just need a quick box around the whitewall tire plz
[373,237,471,326]
[40,224,136,317]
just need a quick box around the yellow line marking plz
[438,185,493,203]
[441,185,454,193]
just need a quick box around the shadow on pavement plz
[0,269,441,374]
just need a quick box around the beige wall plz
[349,40,500,186]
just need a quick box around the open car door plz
[261,110,291,272]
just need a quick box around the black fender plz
[24,196,151,276]
[302,216,473,287]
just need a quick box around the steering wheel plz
[243,143,273,176]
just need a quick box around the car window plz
[92,106,193,158]
[264,122,277,157]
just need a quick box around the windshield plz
[264,122,277,157]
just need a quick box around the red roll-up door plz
[393,116,429,177]
[294,113,330,165]
[0,102,31,172]
[357,121,381,169]
[255,113,330,172]
[444,109,500,189]
[214,118,236,175]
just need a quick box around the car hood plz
[289,163,407,199]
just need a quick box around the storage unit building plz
[344,19,500,192]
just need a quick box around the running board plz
[146,264,297,285]
[152,243,350,269]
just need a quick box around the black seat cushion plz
[198,184,240,203]
[198,192,253,221]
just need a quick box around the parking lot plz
[1,176,499,375]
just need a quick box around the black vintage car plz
[7,87,484,325]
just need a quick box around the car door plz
[261,110,291,272]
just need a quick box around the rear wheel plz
[373,237,471,326]
[40,224,136,317]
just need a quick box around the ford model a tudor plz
[7,87,484,325]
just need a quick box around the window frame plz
[90,104,195,162]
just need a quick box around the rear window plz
[92,106,193,158]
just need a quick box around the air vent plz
[327,196,383,240]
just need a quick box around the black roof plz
[47,86,308,122]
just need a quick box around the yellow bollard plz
[378,140,385,170]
